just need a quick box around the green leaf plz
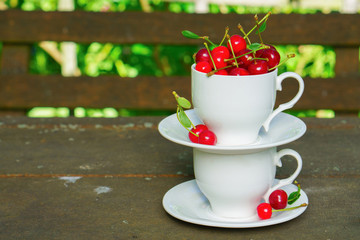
[255,21,267,34]
[248,43,261,51]
[178,109,192,128]
[288,191,301,205]
[181,30,201,39]
[177,97,191,109]
[288,182,301,205]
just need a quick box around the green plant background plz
[1,0,357,118]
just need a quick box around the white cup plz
[191,64,304,146]
[193,147,302,219]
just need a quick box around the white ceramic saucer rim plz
[162,180,308,228]
[158,110,306,151]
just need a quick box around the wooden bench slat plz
[0,75,359,111]
[0,75,189,110]
[334,48,360,75]
[1,10,360,46]
[0,44,30,74]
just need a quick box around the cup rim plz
[191,63,278,78]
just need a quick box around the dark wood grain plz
[0,44,30,74]
[0,74,359,111]
[334,48,360,75]
[1,11,360,45]
[0,75,190,109]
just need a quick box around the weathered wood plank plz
[1,10,360,46]
[0,44,30,74]
[0,170,358,239]
[0,116,358,177]
[334,47,359,75]
[0,109,27,116]
[0,74,359,110]
[0,116,358,239]
[0,75,190,109]
[276,74,360,111]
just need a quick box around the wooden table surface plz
[0,116,359,239]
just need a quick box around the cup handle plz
[262,72,305,132]
[263,149,303,202]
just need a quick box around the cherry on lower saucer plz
[162,180,309,228]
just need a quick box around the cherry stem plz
[252,57,267,61]
[254,14,264,44]
[175,107,198,137]
[269,53,296,71]
[244,11,271,39]
[219,26,229,46]
[172,91,197,136]
[192,52,197,63]
[238,24,251,45]
[204,42,217,70]
[201,36,217,47]
[224,45,270,62]
[227,34,239,68]
[273,203,308,213]
[207,64,233,76]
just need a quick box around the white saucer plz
[163,180,308,228]
[158,109,306,152]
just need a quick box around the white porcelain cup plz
[191,64,304,145]
[193,147,302,219]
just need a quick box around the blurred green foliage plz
[1,0,349,118]
[30,45,61,74]
[6,0,347,13]
[30,43,336,78]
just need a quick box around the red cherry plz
[256,45,277,58]
[212,54,228,69]
[227,55,242,68]
[237,49,253,67]
[211,46,230,60]
[195,48,211,64]
[248,60,268,75]
[195,61,212,73]
[257,203,272,220]
[255,47,280,69]
[269,189,288,210]
[265,44,277,51]
[214,69,228,75]
[255,48,266,58]
[227,34,247,54]
[198,130,217,145]
[189,124,208,143]
[257,49,281,69]
[229,67,250,76]
[211,46,230,69]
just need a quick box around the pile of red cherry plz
[195,35,280,76]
